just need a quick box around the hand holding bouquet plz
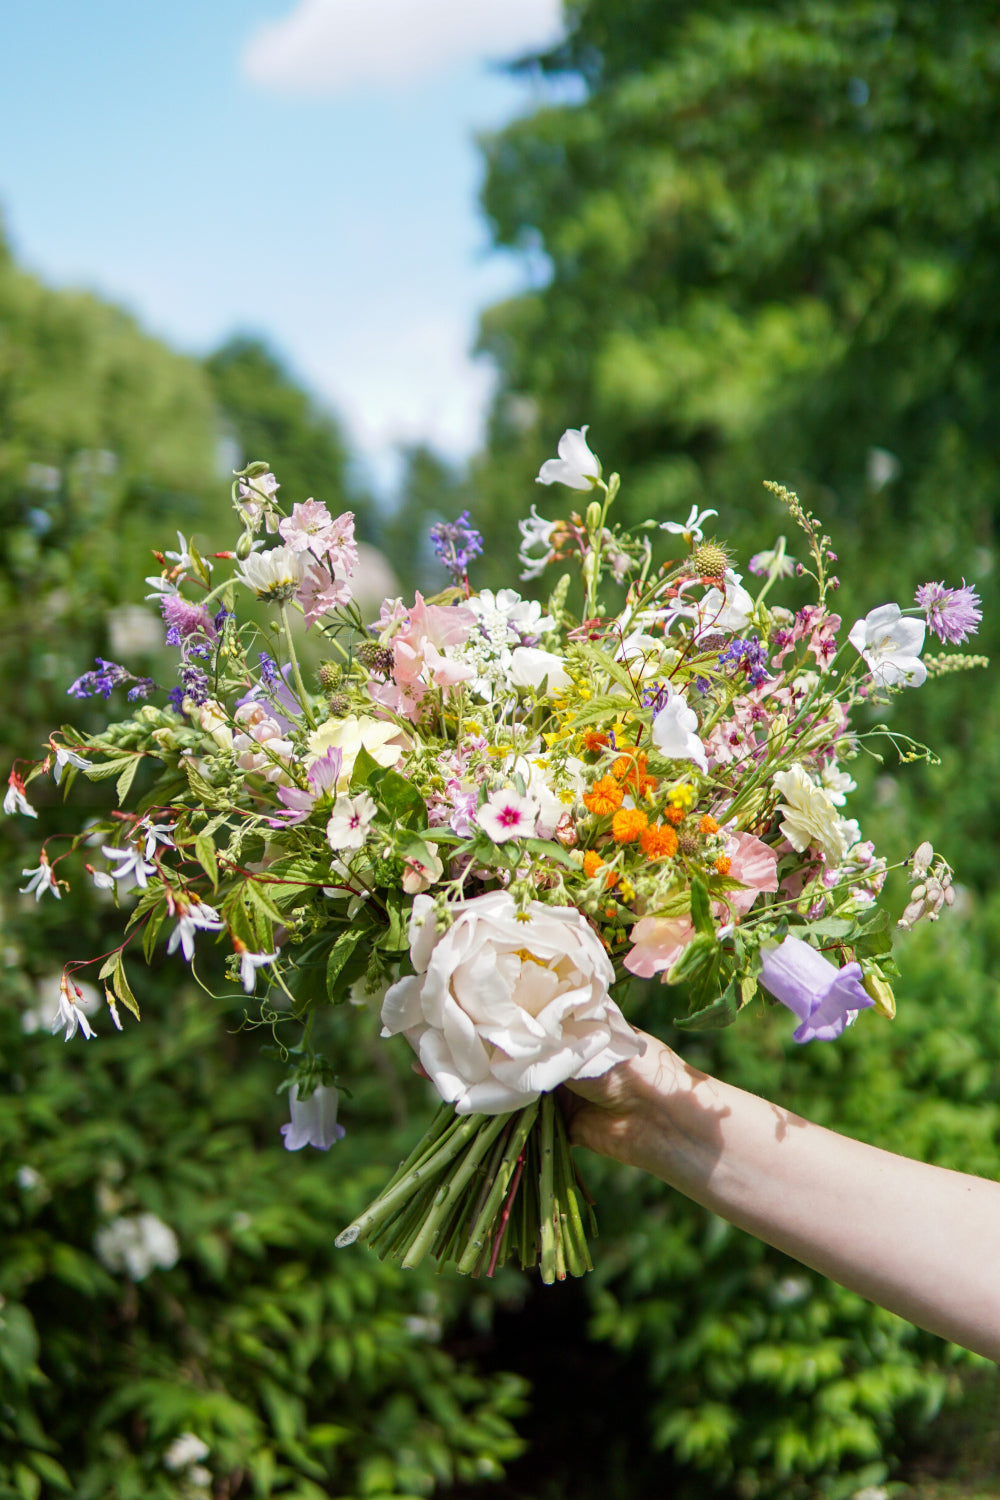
[7,429,984,1280]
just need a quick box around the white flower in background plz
[819,762,857,805]
[509,646,572,694]
[235,942,279,993]
[51,744,93,784]
[660,504,719,546]
[772,763,850,863]
[20,852,61,901]
[166,895,224,963]
[381,892,644,1114]
[236,544,303,602]
[280,1083,346,1150]
[101,844,156,890]
[536,426,601,490]
[467,588,553,645]
[325,791,377,851]
[475,786,541,843]
[518,505,559,579]
[650,682,708,772]
[163,1434,211,1473]
[848,603,926,688]
[52,975,97,1041]
[4,772,37,818]
[164,531,210,573]
[94,1212,180,1280]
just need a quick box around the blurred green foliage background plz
[3,2,1000,1496]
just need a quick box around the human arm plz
[566,1031,1000,1360]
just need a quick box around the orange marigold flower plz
[583,776,624,816]
[582,730,609,753]
[611,807,649,843]
[699,814,720,835]
[640,823,678,859]
[582,850,605,879]
[665,804,686,825]
[714,855,732,875]
[611,754,634,782]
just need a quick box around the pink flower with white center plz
[326,792,377,852]
[914,580,983,645]
[475,787,540,843]
[279,499,338,553]
[4,770,37,818]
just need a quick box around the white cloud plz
[241,0,564,95]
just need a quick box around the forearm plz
[573,1037,1000,1359]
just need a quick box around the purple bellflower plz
[759,934,874,1043]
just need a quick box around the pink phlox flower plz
[325,791,377,852]
[914,579,983,645]
[5,769,38,818]
[475,787,541,843]
[20,850,61,901]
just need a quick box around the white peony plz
[307,713,405,789]
[381,891,643,1114]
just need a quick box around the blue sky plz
[3,0,571,491]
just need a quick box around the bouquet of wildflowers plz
[6,427,985,1281]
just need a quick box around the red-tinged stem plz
[487,1149,527,1279]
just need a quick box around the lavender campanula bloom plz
[759,935,874,1043]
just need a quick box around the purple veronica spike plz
[429,511,484,584]
[759,935,874,1043]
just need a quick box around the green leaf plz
[326,929,364,993]
[676,979,740,1031]
[349,743,382,789]
[115,755,141,805]
[194,832,219,888]
[375,768,428,827]
[521,836,579,871]
[689,877,714,936]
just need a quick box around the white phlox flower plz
[848,604,926,688]
[536,426,601,490]
[94,1211,180,1280]
[475,786,541,843]
[661,504,719,546]
[325,791,377,851]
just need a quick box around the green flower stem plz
[538,1093,558,1284]
[377,1103,456,1198]
[401,1112,512,1269]
[279,601,318,730]
[335,1112,487,1248]
[553,1100,593,1277]
[457,1101,540,1275]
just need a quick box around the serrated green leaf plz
[676,979,740,1031]
[689,877,714,936]
[115,755,140,804]
[326,929,363,993]
[194,832,219,888]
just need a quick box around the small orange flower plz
[582,850,605,879]
[582,730,609,753]
[583,776,624,816]
[699,814,720,835]
[611,754,634,782]
[640,823,679,859]
[665,804,686,826]
[611,807,648,843]
[714,855,732,875]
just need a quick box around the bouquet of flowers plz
[7,427,985,1282]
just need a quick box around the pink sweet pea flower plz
[623,914,695,979]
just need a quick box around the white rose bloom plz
[307,714,405,789]
[381,892,643,1114]
[772,763,849,864]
